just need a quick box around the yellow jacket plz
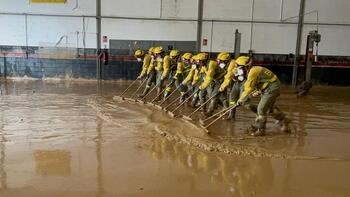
[146,58,157,75]
[139,54,151,78]
[238,66,278,103]
[182,67,196,85]
[155,55,171,80]
[199,60,226,90]
[219,60,238,91]
[176,61,191,75]
[182,65,206,86]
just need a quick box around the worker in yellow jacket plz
[236,58,290,136]
[182,53,208,108]
[134,49,151,80]
[139,47,157,98]
[198,52,229,116]
[219,56,256,120]
[174,52,192,102]
[153,47,171,101]
[164,50,181,99]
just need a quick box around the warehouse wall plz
[1,0,350,55]
[0,0,96,48]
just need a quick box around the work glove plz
[173,73,178,80]
[252,90,262,97]
[137,75,142,80]
[219,87,225,92]
[145,74,150,80]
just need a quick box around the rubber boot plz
[204,99,216,117]
[163,90,171,101]
[179,93,186,103]
[223,108,236,121]
[154,87,162,102]
[251,128,265,137]
[190,94,199,108]
[251,119,266,137]
[138,86,150,98]
[278,118,291,133]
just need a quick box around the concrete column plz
[196,0,204,53]
[292,0,306,87]
[96,0,102,80]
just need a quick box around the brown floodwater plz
[0,79,350,197]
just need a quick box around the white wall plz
[202,0,300,54]
[0,0,96,48]
[0,0,350,56]
[302,0,350,56]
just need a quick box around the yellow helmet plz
[148,47,154,54]
[170,50,180,58]
[235,56,251,66]
[153,47,164,55]
[134,49,144,57]
[190,55,197,63]
[182,52,192,60]
[194,53,208,61]
[217,52,230,61]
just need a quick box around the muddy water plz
[0,79,350,197]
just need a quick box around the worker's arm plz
[174,62,184,80]
[238,67,261,104]
[161,56,171,80]
[140,55,151,77]
[146,59,155,74]
[199,60,217,90]
[192,69,200,86]
[219,60,236,91]
[176,62,185,74]
[182,67,195,85]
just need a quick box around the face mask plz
[235,68,244,76]
[219,63,226,69]
[137,58,142,62]
[238,76,245,81]
[192,64,197,69]
[151,55,155,59]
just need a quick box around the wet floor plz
[0,79,350,197]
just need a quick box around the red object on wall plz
[203,38,208,46]
[103,36,108,43]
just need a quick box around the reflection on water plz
[0,112,7,190]
[34,150,71,177]
[95,118,105,196]
[147,136,274,196]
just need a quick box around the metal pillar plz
[196,0,204,53]
[292,0,306,87]
[96,0,102,80]
[3,55,6,79]
[234,29,241,59]
[25,14,29,59]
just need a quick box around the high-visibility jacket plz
[182,65,207,86]
[146,58,157,75]
[219,60,238,91]
[199,60,226,90]
[174,61,191,79]
[155,55,171,80]
[238,66,278,103]
[139,54,151,78]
